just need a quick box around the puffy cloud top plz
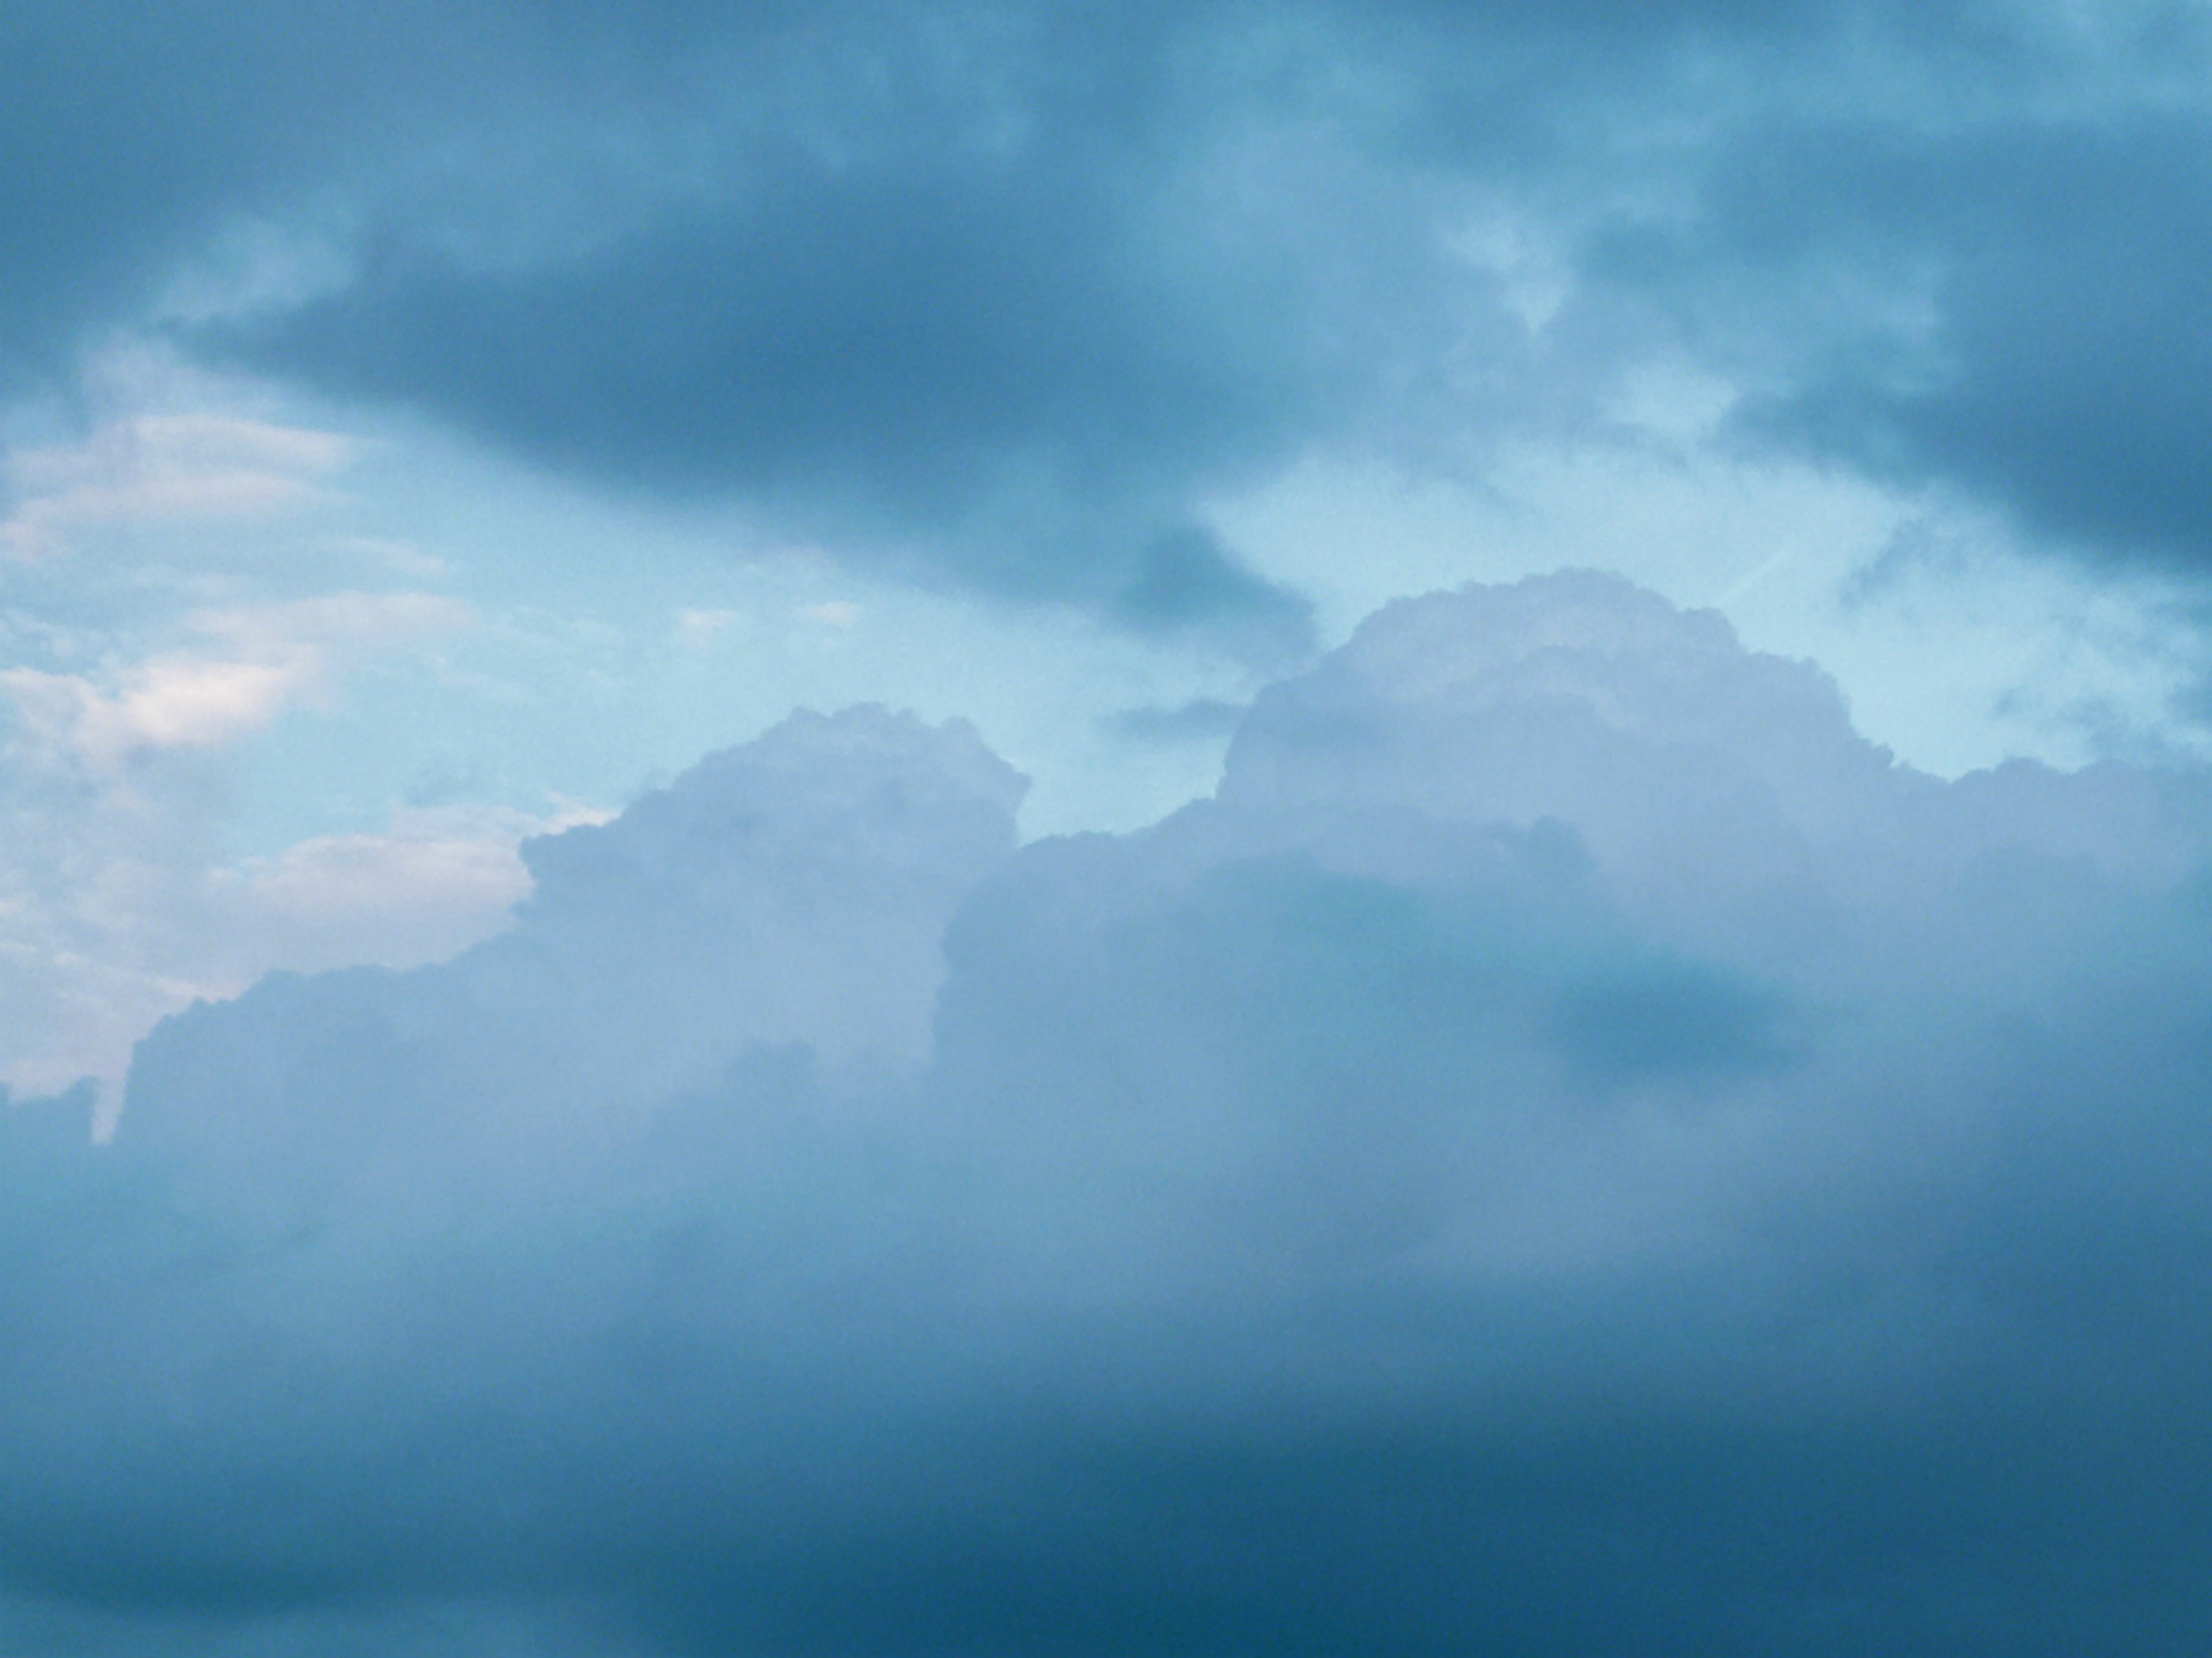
[8,575,2212,1653]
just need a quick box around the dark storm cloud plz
[20,1,2212,611]
[1608,107,2212,572]
[192,1,1447,636]
[0,1,537,385]
[7,575,2212,1652]
[0,1,320,386]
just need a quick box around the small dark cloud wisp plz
[1104,695,1249,745]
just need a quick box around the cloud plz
[207,801,607,978]
[193,13,1387,638]
[0,3,1544,632]
[16,1,2212,623]
[0,412,351,559]
[2,655,307,762]
[7,575,2212,1651]
[1611,105,2212,575]
[0,593,467,771]
[0,590,483,1104]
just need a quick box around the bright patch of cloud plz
[215,798,605,961]
[0,592,467,771]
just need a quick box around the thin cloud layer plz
[7,575,2212,1653]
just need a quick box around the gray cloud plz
[5,574,2212,1651]
[187,1,1446,639]
[16,2,2212,617]
[1622,107,2212,572]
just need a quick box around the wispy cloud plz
[0,592,468,771]
[1,413,351,559]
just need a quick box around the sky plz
[8,2,2212,1653]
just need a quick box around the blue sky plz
[8,3,2212,1653]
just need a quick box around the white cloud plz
[1,412,353,560]
[211,800,609,974]
[0,792,570,1126]
[0,591,468,771]
[3,654,309,764]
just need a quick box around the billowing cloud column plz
[6,576,2212,1654]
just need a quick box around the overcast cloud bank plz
[17,2,2212,625]
[3,573,2210,1653]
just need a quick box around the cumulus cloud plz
[7,575,2212,1653]
[0,345,550,1110]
